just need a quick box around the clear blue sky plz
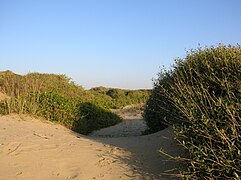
[0,0,240,89]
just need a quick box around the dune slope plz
[0,115,184,179]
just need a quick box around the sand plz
[0,114,185,180]
[90,119,147,137]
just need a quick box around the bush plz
[72,102,122,135]
[91,87,151,109]
[144,68,182,133]
[146,44,241,179]
[36,92,81,127]
[0,71,84,98]
[0,71,124,134]
[0,71,147,135]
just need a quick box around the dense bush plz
[0,71,148,134]
[91,87,150,109]
[37,92,81,127]
[144,68,182,133]
[145,45,241,179]
[0,71,84,98]
[72,102,122,134]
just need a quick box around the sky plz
[0,0,240,89]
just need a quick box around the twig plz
[8,143,21,155]
[33,133,49,140]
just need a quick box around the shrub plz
[0,71,147,135]
[72,102,122,134]
[144,68,182,132]
[91,87,151,109]
[0,71,84,98]
[36,92,81,127]
[0,71,124,134]
[146,44,241,178]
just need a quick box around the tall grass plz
[145,44,241,178]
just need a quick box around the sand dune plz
[0,114,184,179]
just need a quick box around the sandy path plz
[0,114,184,179]
[90,119,147,137]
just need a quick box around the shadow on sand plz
[86,127,186,180]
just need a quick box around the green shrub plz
[0,71,146,135]
[144,68,182,132]
[36,92,81,127]
[91,87,151,109]
[0,71,85,100]
[106,89,125,99]
[0,72,124,134]
[72,102,122,135]
[146,44,241,179]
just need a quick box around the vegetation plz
[90,86,150,109]
[0,71,149,134]
[144,45,241,179]
[144,69,177,133]
[72,102,121,134]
